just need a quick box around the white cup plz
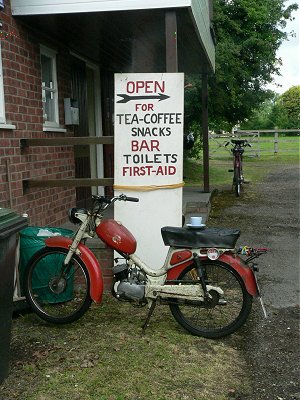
[190,216,202,226]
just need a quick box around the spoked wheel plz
[24,247,92,324]
[234,167,241,197]
[169,261,253,338]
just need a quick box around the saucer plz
[186,223,206,229]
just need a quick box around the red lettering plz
[145,81,152,93]
[150,140,160,151]
[136,81,144,92]
[131,140,139,151]
[155,81,165,93]
[133,166,140,176]
[169,166,176,175]
[135,103,154,111]
[131,140,160,152]
[156,166,176,175]
[122,165,176,177]
[126,82,135,93]
[126,80,165,94]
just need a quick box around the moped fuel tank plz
[96,219,137,255]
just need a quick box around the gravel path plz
[209,164,300,400]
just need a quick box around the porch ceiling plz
[17,8,214,74]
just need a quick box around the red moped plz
[24,195,267,338]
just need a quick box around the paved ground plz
[182,186,212,224]
[208,164,300,400]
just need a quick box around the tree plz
[209,0,298,129]
[240,86,300,129]
[240,99,276,130]
[185,0,298,135]
[184,0,298,158]
[271,85,300,128]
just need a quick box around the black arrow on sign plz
[117,93,170,103]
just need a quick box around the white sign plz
[114,73,184,268]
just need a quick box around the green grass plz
[2,297,252,400]
[1,136,298,400]
[184,135,299,187]
[209,135,299,159]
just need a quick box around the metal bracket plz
[193,252,209,297]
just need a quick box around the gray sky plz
[267,0,300,93]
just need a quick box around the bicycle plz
[225,139,251,196]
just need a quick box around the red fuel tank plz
[96,219,137,255]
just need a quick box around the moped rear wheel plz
[169,261,252,338]
[24,247,92,324]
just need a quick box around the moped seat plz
[161,226,240,249]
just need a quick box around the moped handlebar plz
[93,194,139,205]
[125,196,139,202]
[90,194,139,215]
[118,194,139,202]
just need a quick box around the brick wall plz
[0,4,115,291]
[0,3,76,227]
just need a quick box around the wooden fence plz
[209,129,299,158]
[20,136,114,193]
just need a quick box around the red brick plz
[0,8,77,227]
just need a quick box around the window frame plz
[40,45,60,128]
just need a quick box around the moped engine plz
[112,263,146,303]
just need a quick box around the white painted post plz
[114,73,184,268]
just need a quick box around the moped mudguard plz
[167,253,258,297]
[218,253,258,297]
[44,237,103,303]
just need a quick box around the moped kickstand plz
[141,300,157,334]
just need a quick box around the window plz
[0,43,6,124]
[40,45,59,127]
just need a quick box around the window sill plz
[0,123,16,130]
[43,126,67,133]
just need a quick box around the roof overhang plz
[12,0,197,15]
[11,0,215,74]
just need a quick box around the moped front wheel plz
[169,261,252,338]
[24,247,92,324]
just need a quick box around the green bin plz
[19,227,74,302]
[0,208,28,384]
